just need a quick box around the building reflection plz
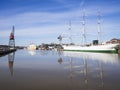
[58,52,120,90]
[28,50,36,56]
[8,52,15,76]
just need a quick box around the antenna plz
[68,20,73,44]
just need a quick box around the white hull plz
[63,43,119,53]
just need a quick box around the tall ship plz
[60,13,120,53]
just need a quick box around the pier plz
[115,45,120,54]
[0,45,16,57]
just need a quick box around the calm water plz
[0,50,120,90]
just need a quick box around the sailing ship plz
[61,13,120,53]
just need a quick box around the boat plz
[63,43,119,53]
[61,12,120,53]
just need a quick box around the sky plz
[0,0,120,46]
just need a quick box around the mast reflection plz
[83,57,88,89]
[69,57,73,79]
[8,52,15,76]
[59,52,120,90]
[58,50,63,64]
[98,61,104,89]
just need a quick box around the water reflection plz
[27,50,36,56]
[83,57,88,89]
[58,50,63,64]
[8,52,15,76]
[98,61,104,89]
[0,50,120,90]
[63,52,120,64]
[58,57,63,64]
[58,51,120,90]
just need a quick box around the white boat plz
[62,13,120,53]
[63,43,119,53]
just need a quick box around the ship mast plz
[98,12,101,44]
[82,12,86,45]
[68,20,72,44]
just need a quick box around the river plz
[0,50,120,90]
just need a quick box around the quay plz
[116,45,120,54]
[0,45,16,56]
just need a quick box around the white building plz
[27,43,36,50]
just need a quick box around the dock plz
[0,45,16,57]
[115,45,120,54]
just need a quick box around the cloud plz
[0,7,119,36]
[0,0,119,28]
[0,10,82,29]
[0,0,120,45]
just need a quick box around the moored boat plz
[63,43,119,53]
[61,12,120,53]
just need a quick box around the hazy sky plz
[0,0,120,46]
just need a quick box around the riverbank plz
[0,46,16,56]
